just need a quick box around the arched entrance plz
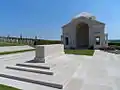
[76,23,89,48]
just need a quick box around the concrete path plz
[0,45,34,52]
[0,51,35,71]
[65,50,120,90]
[0,50,120,90]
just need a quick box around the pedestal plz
[34,44,64,63]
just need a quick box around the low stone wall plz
[34,44,64,63]
[0,45,34,52]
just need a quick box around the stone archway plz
[76,22,89,48]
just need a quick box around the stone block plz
[34,44,64,63]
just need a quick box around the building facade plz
[62,12,108,49]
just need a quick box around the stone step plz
[0,69,63,89]
[16,63,50,69]
[6,66,53,75]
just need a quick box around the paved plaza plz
[0,49,119,90]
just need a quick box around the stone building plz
[62,12,108,49]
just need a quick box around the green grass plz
[0,84,19,90]
[0,42,24,46]
[0,49,35,55]
[64,49,94,56]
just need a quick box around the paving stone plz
[0,50,120,90]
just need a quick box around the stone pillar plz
[9,38,11,42]
[0,37,1,42]
[26,39,28,44]
[105,33,108,46]
[14,38,16,43]
[34,44,64,63]
[13,39,16,43]
[4,37,6,42]
[3,37,4,42]
[11,38,12,43]
[25,39,27,44]
[17,39,18,43]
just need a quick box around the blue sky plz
[0,0,119,40]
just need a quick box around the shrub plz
[70,47,75,50]
[35,40,61,45]
[110,45,120,50]
[99,46,115,51]
[88,46,94,50]
[108,42,120,46]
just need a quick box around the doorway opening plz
[76,22,89,48]
[65,37,69,45]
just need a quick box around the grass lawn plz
[64,49,94,56]
[0,84,19,90]
[0,49,35,55]
[0,42,24,46]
